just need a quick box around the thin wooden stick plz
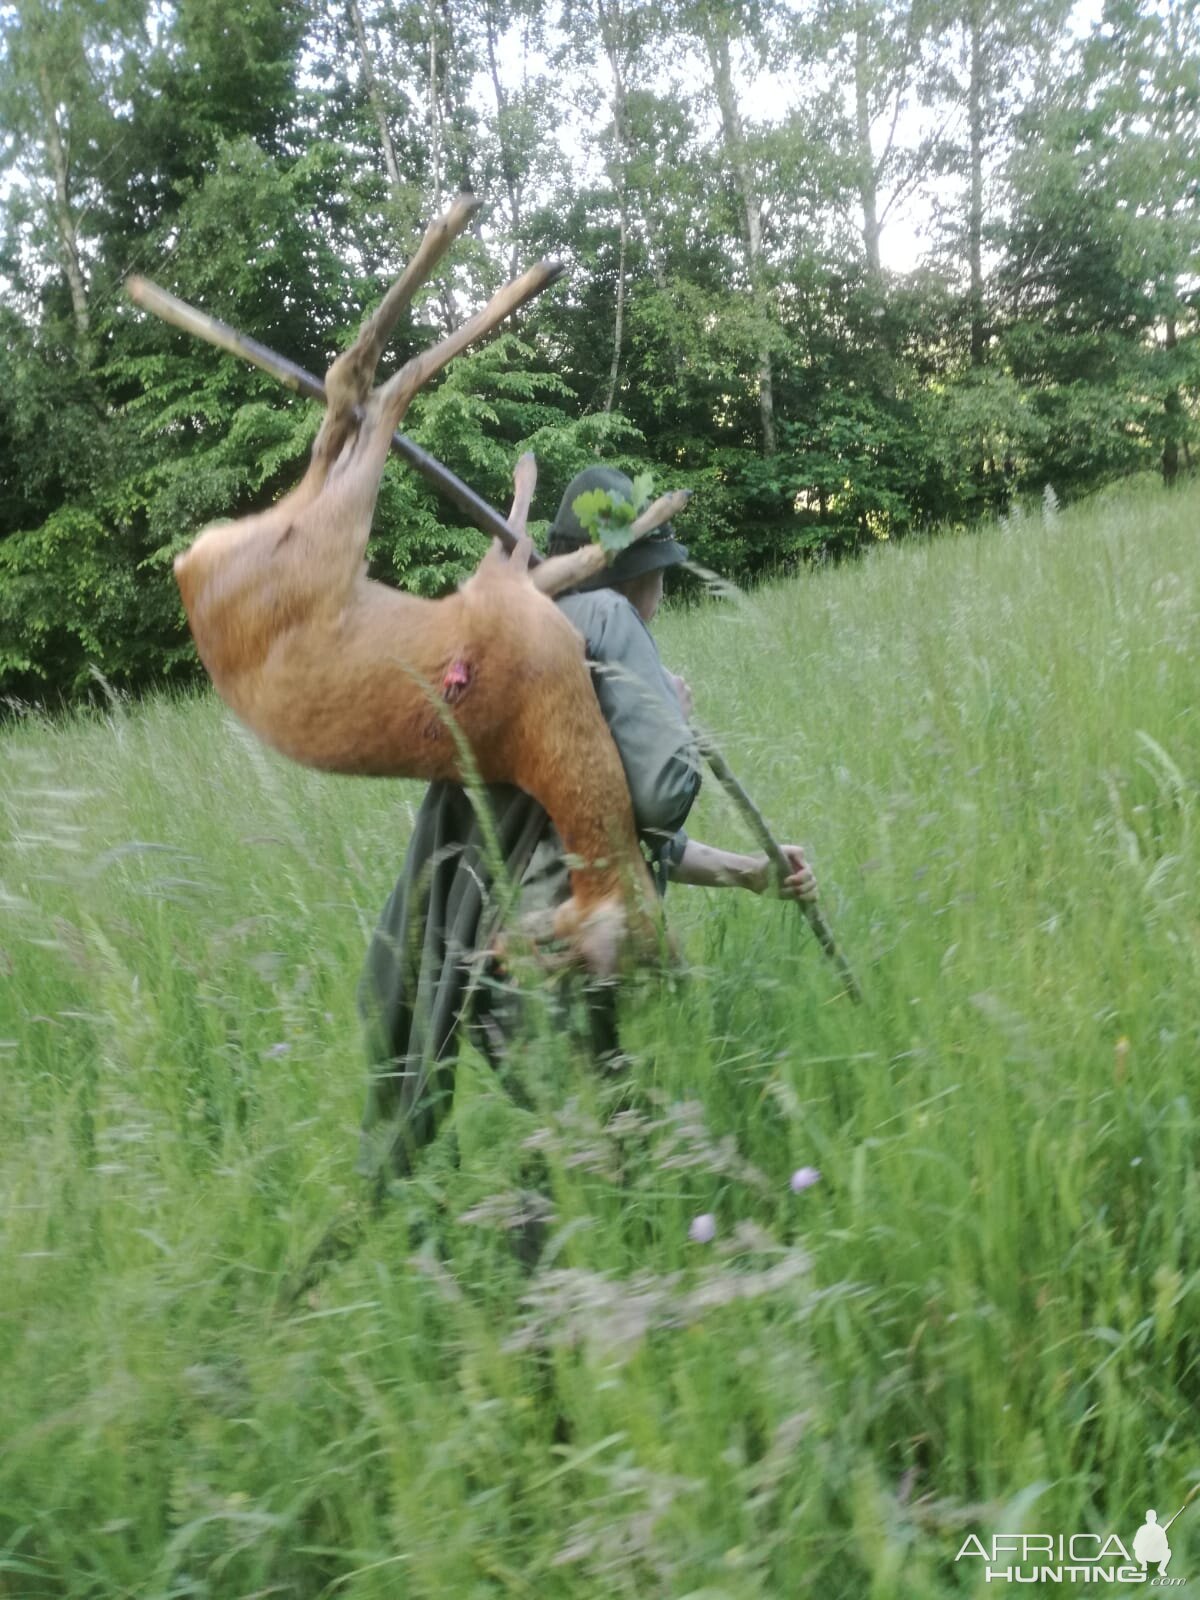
[693,725,863,1003]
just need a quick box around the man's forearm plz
[668,838,765,893]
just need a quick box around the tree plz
[0,0,149,364]
[799,0,950,286]
[688,0,780,454]
[999,0,1200,491]
[929,0,1070,366]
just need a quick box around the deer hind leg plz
[287,194,483,517]
[505,701,663,974]
[529,489,695,597]
[306,250,563,566]
[346,258,566,497]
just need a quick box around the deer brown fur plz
[171,196,684,967]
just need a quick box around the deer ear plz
[469,539,507,582]
[507,451,537,541]
[508,534,534,574]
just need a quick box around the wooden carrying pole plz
[693,729,862,1002]
[127,276,862,1000]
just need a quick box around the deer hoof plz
[552,894,665,977]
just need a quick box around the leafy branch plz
[570,471,655,555]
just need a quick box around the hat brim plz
[575,532,689,592]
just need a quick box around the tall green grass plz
[3,478,1199,1597]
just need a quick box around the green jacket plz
[357,587,700,1181]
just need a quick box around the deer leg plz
[266,234,563,614]
[353,261,565,466]
[265,264,559,622]
[530,489,694,597]
[298,194,483,501]
[325,194,482,419]
[315,263,562,554]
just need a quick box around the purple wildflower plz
[688,1213,717,1244]
[790,1166,821,1193]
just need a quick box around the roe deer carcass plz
[164,196,688,968]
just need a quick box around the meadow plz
[2,476,1198,1597]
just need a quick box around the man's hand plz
[665,670,693,719]
[670,839,818,897]
[755,844,817,902]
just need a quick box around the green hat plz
[546,466,688,591]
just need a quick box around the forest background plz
[2,0,1198,704]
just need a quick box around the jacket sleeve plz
[560,589,701,844]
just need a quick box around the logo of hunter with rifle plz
[954,1485,1199,1584]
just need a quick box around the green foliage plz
[0,502,192,698]
[370,332,583,593]
[4,477,1200,1592]
[517,409,646,512]
[998,0,1200,491]
[3,0,1198,705]
[568,469,654,553]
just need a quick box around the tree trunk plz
[437,0,473,196]
[484,0,522,279]
[595,0,631,417]
[603,208,628,415]
[347,0,402,192]
[967,0,986,367]
[592,0,686,395]
[855,7,882,282]
[37,65,91,363]
[427,2,441,212]
[701,12,777,455]
[1163,314,1181,485]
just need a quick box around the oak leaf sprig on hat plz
[570,470,655,556]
